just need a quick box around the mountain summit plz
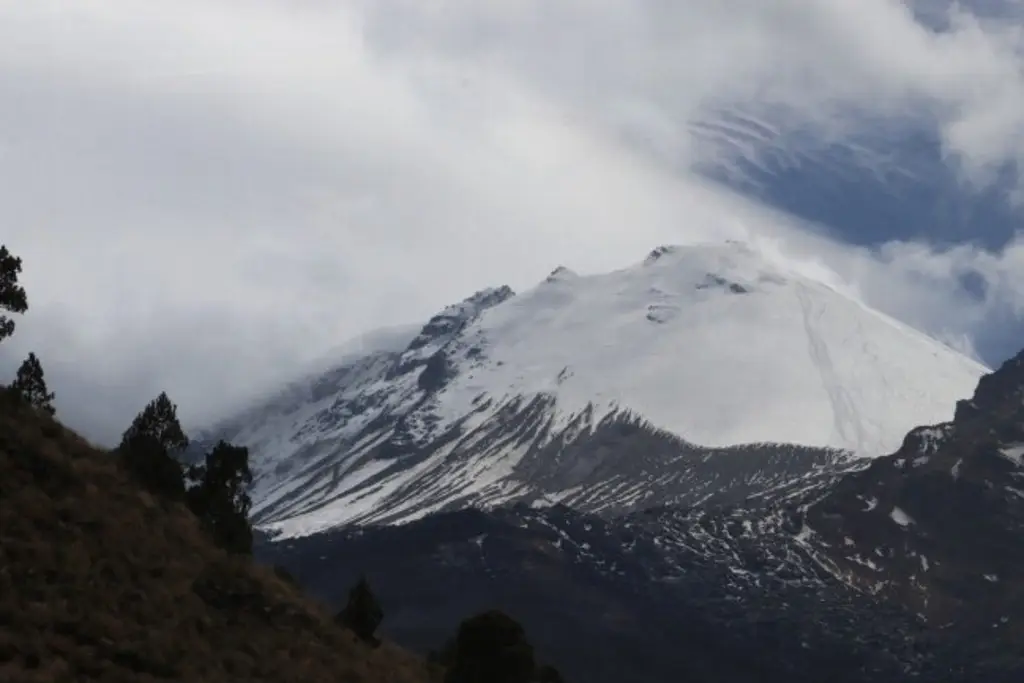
[204,241,986,536]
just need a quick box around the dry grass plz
[0,390,441,683]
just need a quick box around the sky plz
[4,0,1024,445]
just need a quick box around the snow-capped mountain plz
[202,240,986,536]
[257,348,1024,683]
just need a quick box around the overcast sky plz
[4,0,1024,445]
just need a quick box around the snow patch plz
[999,444,1024,466]
[890,507,915,527]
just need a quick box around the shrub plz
[336,576,384,646]
[444,610,536,683]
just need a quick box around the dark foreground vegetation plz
[0,387,436,682]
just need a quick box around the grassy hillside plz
[0,389,439,683]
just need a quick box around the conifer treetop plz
[120,391,189,454]
[0,245,28,344]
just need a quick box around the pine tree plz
[118,392,188,500]
[185,441,254,555]
[10,352,55,415]
[0,245,28,344]
[120,431,186,500]
[336,575,384,646]
[119,391,188,454]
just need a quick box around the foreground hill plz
[203,240,985,534]
[0,389,435,683]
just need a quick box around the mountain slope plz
[805,346,1024,650]
[256,504,929,683]
[0,389,436,683]
[204,241,986,535]
[258,347,1024,683]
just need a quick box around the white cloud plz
[2,0,1024,443]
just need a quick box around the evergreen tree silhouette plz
[0,245,27,344]
[186,441,254,555]
[118,392,188,499]
[10,352,55,415]
[119,391,188,454]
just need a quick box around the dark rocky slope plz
[807,348,1024,678]
[257,504,927,683]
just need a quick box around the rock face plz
[203,241,985,537]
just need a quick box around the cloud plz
[357,0,1024,185]
[2,0,1024,444]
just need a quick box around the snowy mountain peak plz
[404,285,514,353]
[643,244,679,264]
[634,242,826,310]
[465,284,516,308]
[207,241,988,535]
[639,240,791,285]
[428,284,515,322]
[443,242,986,454]
[642,238,756,264]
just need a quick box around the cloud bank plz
[2,0,1024,443]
